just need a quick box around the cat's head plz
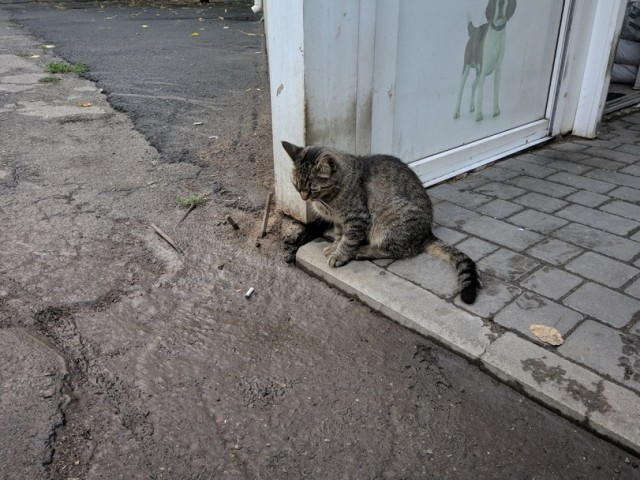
[282,141,339,201]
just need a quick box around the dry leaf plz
[142,25,149,28]
[529,324,564,346]
[78,102,92,108]
[191,32,200,37]
[29,55,40,59]
[41,44,55,49]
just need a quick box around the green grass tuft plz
[44,61,87,75]
[176,192,208,208]
[39,76,61,84]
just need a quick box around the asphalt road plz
[5,0,271,211]
[0,1,639,479]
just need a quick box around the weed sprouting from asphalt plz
[176,192,208,208]
[44,61,87,74]
[39,76,61,84]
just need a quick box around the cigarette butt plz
[245,287,255,298]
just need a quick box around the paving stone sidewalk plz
[297,112,640,453]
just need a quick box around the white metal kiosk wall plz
[265,0,626,223]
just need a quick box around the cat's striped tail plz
[425,239,480,304]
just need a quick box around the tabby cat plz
[282,141,480,304]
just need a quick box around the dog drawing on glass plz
[454,0,516,121]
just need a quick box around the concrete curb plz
[297,240,640,454]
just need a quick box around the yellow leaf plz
[41,44,55,49]
[191,32,200,37]
[78,102,92,108]
[529,324,564,346]
[142,25,149,28]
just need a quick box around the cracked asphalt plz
[0,1,639,479]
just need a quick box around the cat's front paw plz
[327,252,350,268]
[323,243,337,256]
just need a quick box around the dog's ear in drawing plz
[506,0,517,20]
[485,0,517,22]
[485,0,496,22]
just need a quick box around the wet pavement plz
[298,112,640,454]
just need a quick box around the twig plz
[151,223,184,255]
[226,215,239,230]
[260,191,273,238]
[175,203,196,228]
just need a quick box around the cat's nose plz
[300,191,309,201]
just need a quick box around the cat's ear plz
[317,154,337,178]
[281,141,304,161]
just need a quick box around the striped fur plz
[282,141,480,304]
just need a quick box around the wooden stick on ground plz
[226,215,239,230]
[175,203,196,228]
[151,223,184,255]
[260,191,274,238]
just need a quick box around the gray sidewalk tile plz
[545,160,593,175]
[513,192,568,213]
[566,252,639,289]
[478,248,540,282]
[428,184,492,209]
[533,149,591,163]
[626,278,640,300]
[527,239,583,265]
[609,186,640,203]
[564,190,609,207]
[517,153,556,165]
[454,275,521,318]
[574,138,622,149]
[553,222,640,262]
[474,181,527,200]
[482,333,640,453]
[520,266,582,300]
[633,231,640,242]
[449,175,492,190]
[507,210,569,234]
[456,237,500,260]
[550,141,589,152]
[476,166,520,181]
[461,216,543,251]
[433,201,480,229]
[507,176,576,198]
[620,164,640,177]
[586,147,638,164]
[617,143,640,156]
[546,172,616,194]
[555,205,638,236]
[600,200,640,222]
[499,158,557,178]
[580,156,626,171]
[388,254,458,299]
[586,169,640,189]
[477,199,523,219]
[559,320,640,392]
[494,292,582,341]
[564,282,640,328]
[432,225,467,245]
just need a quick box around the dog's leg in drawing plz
[454,64,471,119]
[475,72,485,121]
[493,66,501,117]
